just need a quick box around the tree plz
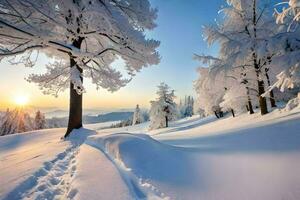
[0,109,15,136]
[220,86,249,117]
[179,96,194,118]
[194,67,226,117]
[0,0,160,137]
[197,0,280,115]
[0,108,34,136]
[149,83,177,130]
[266,0,300,93]
[34,110,46,130]
[132,104,143,125]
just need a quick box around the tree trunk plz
[214,111,219,119]
[265,70,277,108]
[219,111,224,118]
[252,0,268,115]
[231,109,235,117]
[64,38,83,138]
[257,79,268,115]
[248,99,254,114]
[165,116,168,128]
[269,90,277,108]
[246,87,254,114]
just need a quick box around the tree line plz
[194,0,300,117]
[0,109,46,136]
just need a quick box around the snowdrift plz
[284,93,300,111]
[86,128,300,200]
[2,110,300,200]
[86,133,201,200]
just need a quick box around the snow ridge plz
[86,133,171,200]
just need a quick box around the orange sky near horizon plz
[0,57,158,111]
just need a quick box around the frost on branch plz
[276,0,300,27]
[70,66,85,95]
[27,61,70,97]
[270,64,300,92]
[271,0,300,91]
[0,0,160,95]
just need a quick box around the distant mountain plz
[47,111,133,128]
[83,112,133,124]
[44,110,68,118]
[44,108,134,119]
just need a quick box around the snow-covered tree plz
[179,96,194,118]
[267,0,300,92]
[0,109,15,136]
[194,67,226,117]
[132,104,143,125]
[220,86,248,117]
[149,83,177,130]
[34,110,46,130]
[0,109,34,136]
[197,0,280,115]
[0,0,160,137]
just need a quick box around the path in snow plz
[69,144,132,200]
[0,128,70,199]
[4,145,80,200]
[1,128,97,200]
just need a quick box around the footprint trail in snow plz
[4,145,80,200]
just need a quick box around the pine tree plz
[0,109,15,136]
[0,108,34,135]
[132,105,144,125]
[149,83,177,130]
[34,110,46,130]
[179,96,194,118]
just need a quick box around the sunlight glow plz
[14,95,29,106]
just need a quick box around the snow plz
[0,128,70,199]
[1,108,300,199]
[83,121,120,131]
[69,144,131,200]
[0,121,115,199]
[284,93,300,111]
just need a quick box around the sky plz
[0,0,223,111]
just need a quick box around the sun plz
[14,95,29,106]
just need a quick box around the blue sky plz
[0,0,224,110]
[138,0,222,95]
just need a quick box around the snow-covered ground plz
[1,108,300,200]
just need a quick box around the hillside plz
[0,107,300,200]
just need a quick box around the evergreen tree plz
[179,96,194,118]
[34,110,46,130]
[149,83,177,130]
[0,109,15,136]
[132,105,144,125]
[0,108,34,136]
